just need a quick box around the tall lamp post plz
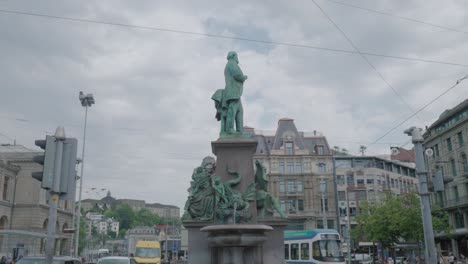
[320,178,328,229]
[75,91,95,257]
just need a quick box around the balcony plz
[444,195,468,209]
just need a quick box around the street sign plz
[63,228,75,234]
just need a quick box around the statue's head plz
[201,156,216,174]
[227,51,239,63]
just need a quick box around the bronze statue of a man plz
[223,51,248,134]
[211,51,248,135]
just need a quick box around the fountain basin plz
[201,224,273,247]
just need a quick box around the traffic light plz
[59,138,78,195]
[32,135,57,190]
[32,134,78,195]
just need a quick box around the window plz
[280,200,286,211]
[337,175,345,185]
[298,199,304,211]
[317,220,324,229]
[289,200,297,212]
[316,146,324,155]
[358,191,367,201]
[377,179,381,185]
[357,179,365,186]
[2,177,9,201]
[346,175,354,186]
[301,243,310,260]
[327,220,334,229]
[338,191,346,201]
[366,179,374,185]
[287,162,294,174]
[320,198,329,212]
[336,160,352,168]
[451,159,457,176]
[295,162,302,173]
[463,154,468,173]
[454,212,465,228]
[447,138,453,151]
[288,181,295,193]
[286,142,293,155]
[458,132,464,147]
[434,144,440,157]
[391,179,395,188]
[339,207,347,216]
[278,162,285,173]
[279,181,285,193]
[285,244,290,260]
[296,181,304,192]
[453,186,459,201]
[350,207,356,216]
[319,163,326,173]
[291,243,299,260]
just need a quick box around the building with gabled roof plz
[247,118,335,230]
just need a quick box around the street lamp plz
[74,91,95,257]
[319,178,328,229]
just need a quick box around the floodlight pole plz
[75,92,95,257]
[405,127,437,264]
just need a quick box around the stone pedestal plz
[258,220,289,263]
[184,221,213,264]
[201,224,272,264]
[211,138,258,223]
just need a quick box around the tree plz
[78,217,87,255]
[134,208,161,226]
[353,193,451,258]
[113,204,135,230]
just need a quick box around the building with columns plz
[247,118,336,230]
[0,144,73,256]
[424,98,468,259]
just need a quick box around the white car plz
[97,257,137,264]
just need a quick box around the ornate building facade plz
[424,98,468,258]
[247,118,335,230]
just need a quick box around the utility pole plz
[345,187,352,264]
[404,127,437,264]
[46,127,65,264]
[320,178,328,229]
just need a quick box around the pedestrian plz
[0,256,6,264]
[449,253,455,264]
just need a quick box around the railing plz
[444,195,468,208]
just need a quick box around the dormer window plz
[285,142,293,155]
[316,146,324,155]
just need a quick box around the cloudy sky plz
[1,0,467,210]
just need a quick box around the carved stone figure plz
[212,51,248,136]
[182,157,216,221]
[255,160,287,219]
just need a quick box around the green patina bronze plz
[211,51,248,136]
[212,169,256,224]
[182,157,256,223]
[255,160,287,219]
[182,157,216,221]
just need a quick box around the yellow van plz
[134,241,161,264]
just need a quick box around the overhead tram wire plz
[0,131,15,142]
[310,0,425,125]
[366,73,468,148]
[0,9,467,67]
[323,0,468,35]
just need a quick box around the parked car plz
[17,256,81,264]
[97,256,136,264]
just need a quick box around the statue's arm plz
[231,64,248,82]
